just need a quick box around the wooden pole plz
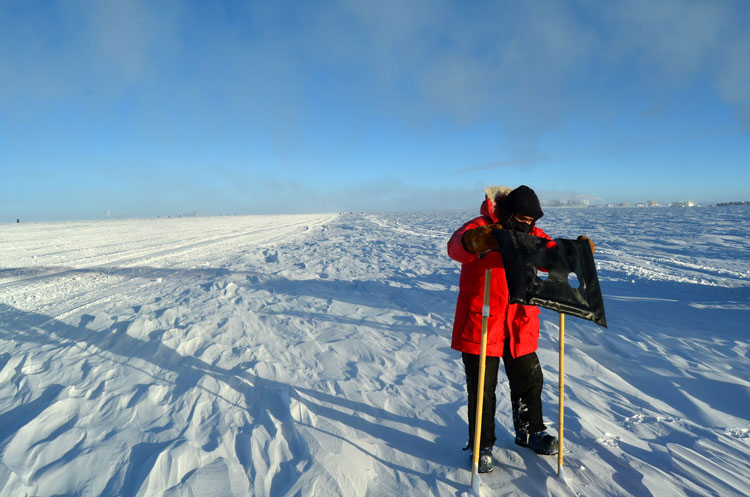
[558,312,565,477]
[471,269,492,491]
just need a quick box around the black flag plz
[492,228,607,328]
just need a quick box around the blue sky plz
[2,0,749,221]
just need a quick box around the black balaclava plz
[496,185,544,233]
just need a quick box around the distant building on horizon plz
[542,198,592,208]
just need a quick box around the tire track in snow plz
[0,215,337,290]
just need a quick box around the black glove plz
[463,224,502,253]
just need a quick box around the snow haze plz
[1,206,748,496]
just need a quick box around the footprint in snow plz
[263,250,279,263]
[596,433,621,447]
[624,413,674,428]
[725,428,750,439]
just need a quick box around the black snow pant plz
[463,339,546,449]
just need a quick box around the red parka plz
[448,195,554,358]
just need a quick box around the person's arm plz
[447,220,480,263]
[447,219,501,262]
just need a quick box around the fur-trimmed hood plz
[480,185,512,222]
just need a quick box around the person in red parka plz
[447,185,558,473]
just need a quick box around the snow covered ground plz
[1,206,748,497]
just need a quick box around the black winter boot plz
[515,430,558,455]
[475,447,494,473]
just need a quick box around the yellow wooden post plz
[471,269,492,491]
[558,312,565,477]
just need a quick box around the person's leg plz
[462,352,501,449]
[502,340,558,455]
[502,340,545,437]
